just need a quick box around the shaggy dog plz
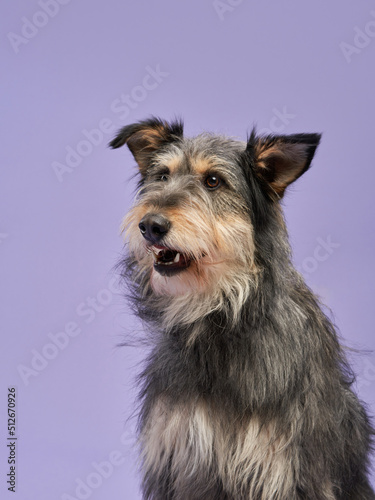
[110,118,374,499]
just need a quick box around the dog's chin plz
[146,244,197,295]
[150,262,207,296]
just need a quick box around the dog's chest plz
[140,397,294,498]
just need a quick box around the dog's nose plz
[138,214,170,243]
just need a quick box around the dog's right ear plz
[109,117,183,175]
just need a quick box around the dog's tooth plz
[152,246,163,256]
[173,253,181,263]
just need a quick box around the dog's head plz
[110,118,320,321]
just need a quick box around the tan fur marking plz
[154,147,184,174]
[190,153,234,178]
[190,155,215,176]
[140,125,168,149]
[255,142,309,195]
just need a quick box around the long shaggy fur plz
[110,117,375,499]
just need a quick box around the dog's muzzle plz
[139,214,191,276]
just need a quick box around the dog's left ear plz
[246,131,321,199]
[109,117,183,175]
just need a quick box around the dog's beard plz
[150,253,220,296]
[126,238,258,333]
[122,208,259,328]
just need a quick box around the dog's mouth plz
[149,245,191,276]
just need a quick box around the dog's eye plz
[204,175,221,190]
[158,171,169,182]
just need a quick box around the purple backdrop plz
[1,0,375,498]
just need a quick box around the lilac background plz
[1,0,375,498]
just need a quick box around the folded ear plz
[246,130,321,199]
[109,117,183,175]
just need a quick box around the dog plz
[110,117,374,499]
